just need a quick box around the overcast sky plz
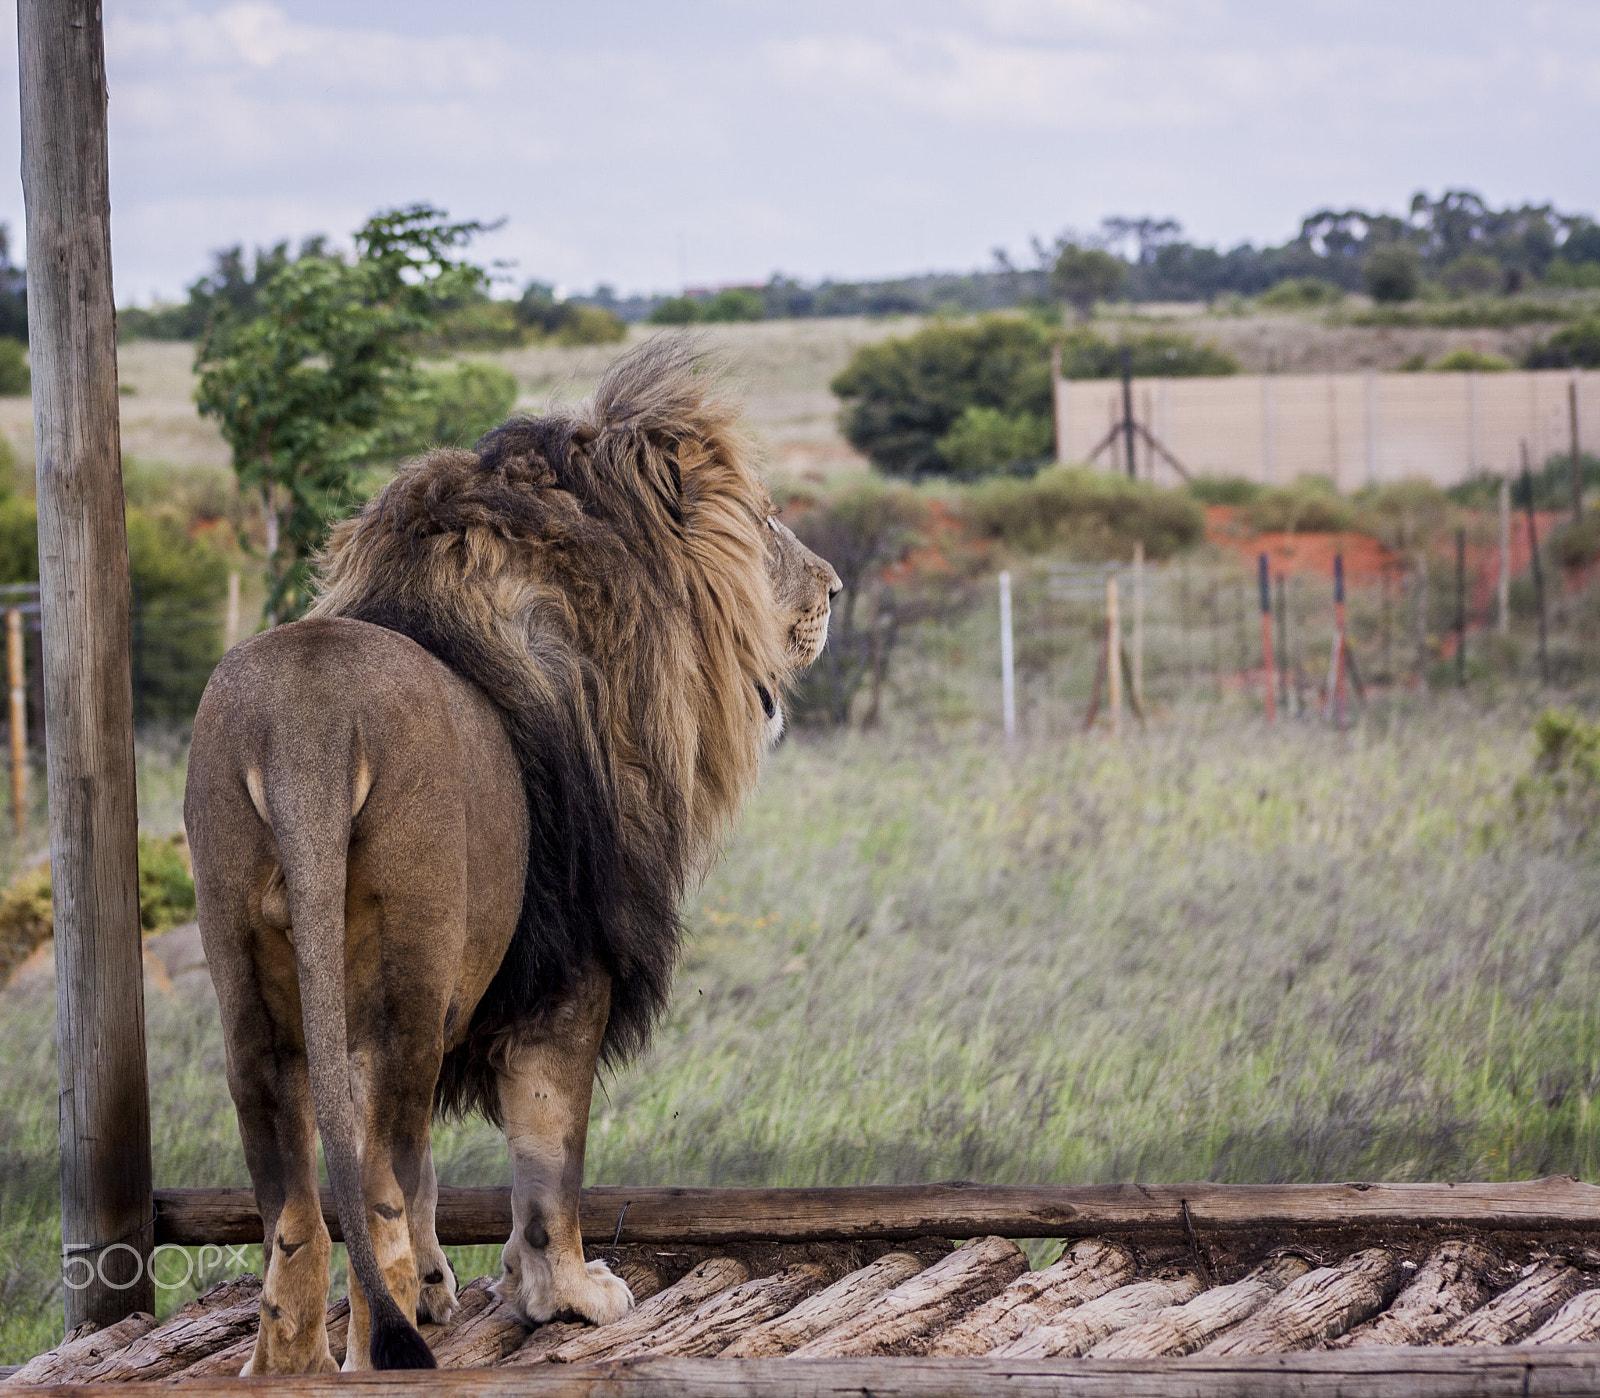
[0,1,1593,303]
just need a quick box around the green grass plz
[4,696,1600,1361]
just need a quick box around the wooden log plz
[1091,1255,1312,1358]
[1526,1288,1600,1344]
[497,1324,589,1368]
[549,1258,750,1364]
[1443,1261,1589,1345]
[430,1279,531,1369]
[1332,1242,1508,1348]
[608,1263,833,1360]
[150,1176,1600,1248]
[4,1312,156,1386]
[720,1253,928,1358]
[20,0,153,1332]
[66,1277,262,1383]
[926,1239,1136,1356]
[164,1299,351,1383]
[992,1275,1204,1358]
[1205,1248,1404,1354]
[790,1237,1028,1358]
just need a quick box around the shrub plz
[423,299,524,350]
[1512,708,1600,845]
[1549,514,1600,569]
[402,361,519,449]
[1525,316,1600,369]
[137,832,195,932]
[1051,244,1126,320]
[936,407,1052,479]
[0,339,28,396]
[1430,348,1512,372]
[1186,476,1263,506]
[831,316,1053,479]
[0,496,37,584]
[1542,258,1600,290]
[701,288,764,323]
[1256,278,1342,309]
[965,466,1204,559]
[1440,254,1502,296]
[649,296,702,326]
[554,305,627,345]
[1243,478,1362,535]
[1364,244,1421,303]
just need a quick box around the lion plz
[183,338,839,1373]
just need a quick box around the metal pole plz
[1455,527,1467,687]
[1333,554,1348,727]
[1258,554,1275,723]
[1275,573,1289,713]
[1132,542,1144,713]
[1523,443,1550,685]
[1050,343,1065,465]
[9,607,26,836]
[1572,378,1584,522]
[19,0,153,1327]
[999,570,1015,744]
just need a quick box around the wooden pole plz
[19,0,154,1328]
[1331,555,1347,727]
[8,607,26,836]
[998,571,1015,744]
[1257,554,1275,723]
[1275,573,1289,713]
[1106,573,1121,740]
[1497,475,1511,636]
[1050,343,1065,465]
[1132,542,1144,713]
[1523,443,1550,686]
[1570,377,1583,522]
[222,570,240,651]
[1455,527,1467,687]
[1120,346,1136,480]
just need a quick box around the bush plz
[1512,708,1600,844]
[1525,316,1600,369]
[1364,244,1422,303]
[1243,478,1362,534]
[1056,328,1238,379]
[554,305,627,345]
[1542,258,1600,290]
[1430,348,1512,372]
[1440,254,1502,296]
[649,296,702,326]
[1051,245,1126,320]
[1256,277,1342,309]
[701,288,764,323]
[424,299,525,350]
[1187,476,1263,506]
[0,339,28,396]
[402,361,519,449]
[831,316,1053,479]
[1549,514,1600,569]
[965,466,1204,559]
[137,832,195,932]
[936,407,1052,479]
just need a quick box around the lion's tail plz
[263,766,436,1371]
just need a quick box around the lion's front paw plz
[561,1259,633,1327]
[417,1259,458,1325]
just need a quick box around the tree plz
[1363,244,1421,303]
[196,204,491,621]
[1051,244,1126,320]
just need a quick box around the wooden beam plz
[153,1177,1600,1248]
[18,0,153,1328]
[22,1347,1600,1397]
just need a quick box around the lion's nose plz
[826,570,842,599]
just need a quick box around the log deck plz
[12,1179,1600,1392]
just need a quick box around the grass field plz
[3,682,1598,1361]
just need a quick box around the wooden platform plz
[12,1180,1600,1394]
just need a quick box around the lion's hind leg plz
[493,968,632,1328]
[411,1139,458,1324]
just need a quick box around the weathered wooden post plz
[1257,553,1275,723]
[9,606,27,835]
[19,0,154,1328]
[998,570,1015,744]
[1523,444,1550,686]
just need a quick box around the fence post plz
[1106,572,1121,740]
[1497,475,1510,635]
[8,607,25,836]
[1275,573,1289,712]
[1523,444,1550,685]
[1258,554,1275,723]
[1132,542,1144,713]
[1330,554,1348,727]
[1455,527,1467,687]
[1050,344,1065,465]
[998,570,1015,744]
[19,0,154,1327]
[1572,378,1584,522]
[223,570,241,651]
[1120,346,1136,479]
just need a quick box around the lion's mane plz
[309,338,787,1117]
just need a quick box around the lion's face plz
[757,515,838,742]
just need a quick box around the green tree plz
[831,317,1053,479]
[649,296,702,325]
[702,288,764,322]
[1051,244,1126,321]
[196,204,490,621]
[1363,244,1422,303]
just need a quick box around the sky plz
[0,0,1594,303]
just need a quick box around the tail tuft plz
[370,1311,437,1370]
